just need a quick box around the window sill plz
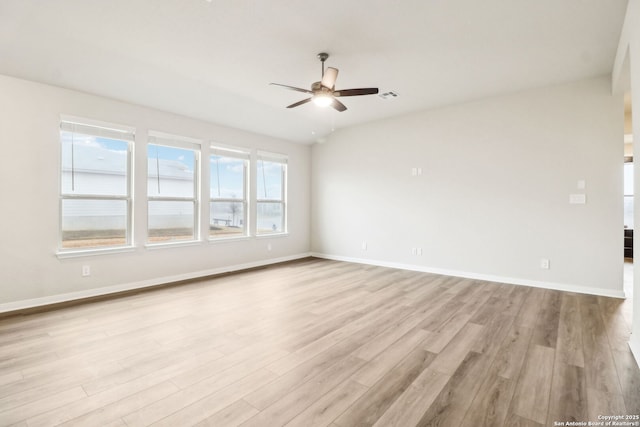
[256,232,289,239]
[56,246,136,259]
[56,234,289,257]
[145,240,203,250]
[209,236,251,244]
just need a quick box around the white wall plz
[312,76,624,297]
[612,0,640,365]
[625,0,640,365]
[0,72,626,311]
[624,111,633,156]
[0,74,311,309]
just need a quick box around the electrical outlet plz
[267,243,272,251]
[540,259,550,270]
[82,265,91,277]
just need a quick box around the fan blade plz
[331,98,347,112]
[321,67,339,89]
[270,83,313,94]
[334,88,379,97]
[286,98,312,108]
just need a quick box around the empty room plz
[1,1,639,426]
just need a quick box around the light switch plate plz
[569,194,586,204]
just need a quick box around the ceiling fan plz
[270,52,379,112]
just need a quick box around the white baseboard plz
[2,251,625,314]
[311,252,626,299]
[0,253,311,314]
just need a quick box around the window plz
[147,133,200,244]
[210,147,249,238]
[256,151,287,234]
[59,120,134,251]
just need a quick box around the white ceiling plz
[0,0,629,144]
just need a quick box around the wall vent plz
[378,91,399,99]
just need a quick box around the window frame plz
[624,156,634,229]
[146,132,202,246]
[209,146,250,240]
[57,119,135,255]
[256,151,288,236]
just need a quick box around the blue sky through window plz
[62,132,275,203]
[149,144,195,171]
[210,155,245,199]
[257,160,284,200]
[96,137,127,151]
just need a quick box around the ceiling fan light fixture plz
[313,93,333,108]
[271,52,378,112]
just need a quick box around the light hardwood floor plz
[0,257,638,426]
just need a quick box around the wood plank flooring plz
[0,257,638,426]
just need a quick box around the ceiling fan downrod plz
[317,52,329,77]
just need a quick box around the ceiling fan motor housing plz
[311,81,331,93]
